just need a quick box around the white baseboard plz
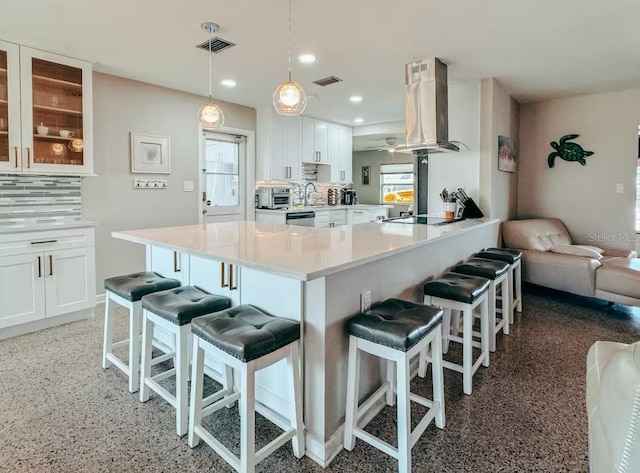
[96,293,106,304]
[0,307,94,340]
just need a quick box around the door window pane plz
[205,138,239,207]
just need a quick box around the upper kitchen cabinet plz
[256,107,301,181]
[0,40,21,172]
[19,47,93,175]
[330,125,353,183]
[302,116,330,164]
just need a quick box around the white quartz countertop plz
[0,220,98,234]
[255,205,392,213]
[113,219,499,281]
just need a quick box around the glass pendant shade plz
[273,81,307,115]
[198,103,225,129]
[68,138,84,153]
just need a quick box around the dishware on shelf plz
[36,123,49,135]
[59,130,74,138]
[0,118,5,131]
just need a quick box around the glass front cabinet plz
[0,40,93,174]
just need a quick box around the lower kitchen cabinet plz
[189,255,241,306]
[0,227,96,332]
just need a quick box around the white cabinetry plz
[256,107,301,181]
[347,207,389,224]
[314,209,346,228]
[302,117,330,164]
[189,255,241,306]
[0,227,96,332]
[330,125,353,183]
[0,41,94,175]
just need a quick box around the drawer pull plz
[14,146,18,168]
[27,147,31,168]
[37,256,42,278]
[49,255,53,276]
[221,262,229,288]
[31,240,58,245]
[173,251,181,272]
[229,263,237,291]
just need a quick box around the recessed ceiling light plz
[299,54,316,64]
[354,118,364,124]
[350,95,363,103]
[221,79,236,87]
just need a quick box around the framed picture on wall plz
[362,165,370,185]
[498,135,517,173]
[130,133,171,174]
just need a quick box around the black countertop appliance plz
[341,189,357,205]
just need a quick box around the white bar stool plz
[139,286,231,436]
[422,272,491,395]
[475,248,523,323]
[188,304,304,473]
[453,257,511,352]
[343,298,445,473]
[102,272,180,393]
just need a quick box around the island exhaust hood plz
[396,57,459,154]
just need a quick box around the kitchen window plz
[380,163,414,204]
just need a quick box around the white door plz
[0,40,21,172]
[202,132,245,222]
[44,247,96,317]
[0,253,45,329]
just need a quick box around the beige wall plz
[518,89,638,250]
[479,78,520,221]
[84,73,256,294]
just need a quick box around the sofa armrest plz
[524,250,603,270]
[602,248,637,259]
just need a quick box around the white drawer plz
[0,228,95,257]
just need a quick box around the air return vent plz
[312,76,343,87]
[196,37,236,54]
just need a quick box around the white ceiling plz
[3,0,640,127]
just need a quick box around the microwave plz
[256,187,291,209]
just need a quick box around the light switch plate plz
[616,183,624,194]
[184,181,194,192]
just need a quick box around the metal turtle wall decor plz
[548,134,594,168]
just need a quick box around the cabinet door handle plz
[221,262,229,288]
[14,146,19,168]
[31,240,58,245]
[27,147,31,168]
[37,256,42,278]
[49,255,53,276]
[173,251,180,272]
[229,263,237,291]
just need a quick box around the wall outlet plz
[361,290,372,312]
[184,181,194,192]
[616,183,624,194]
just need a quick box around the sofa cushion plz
[502,218,572,251]
[596,258,640,300]
[550,245,603,259]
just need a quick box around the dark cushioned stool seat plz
[142,286,231,326]
[345,298,443,352]
[424,272,491,304]
[104,271,181,302]
[191,305,300,362]
[475,247,522,264]
[453,258,510,280]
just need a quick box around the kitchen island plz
[113,218,500,466]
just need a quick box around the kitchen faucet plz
[304,182,316,206]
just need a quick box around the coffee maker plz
[341,189,357,205]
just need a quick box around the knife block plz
[460,197,484,218]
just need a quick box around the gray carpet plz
[1,287,639,473]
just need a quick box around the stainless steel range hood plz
[396,57,459,154]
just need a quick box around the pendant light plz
[273,0,306,115]
[197,22,225,129]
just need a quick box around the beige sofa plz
[501,218,638,303]
[587,341,640,473]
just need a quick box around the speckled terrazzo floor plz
[1,286,639,473]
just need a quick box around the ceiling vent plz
[312,76,343,87]
[196,37,236,54]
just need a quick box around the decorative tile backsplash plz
[0,175,82,227]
